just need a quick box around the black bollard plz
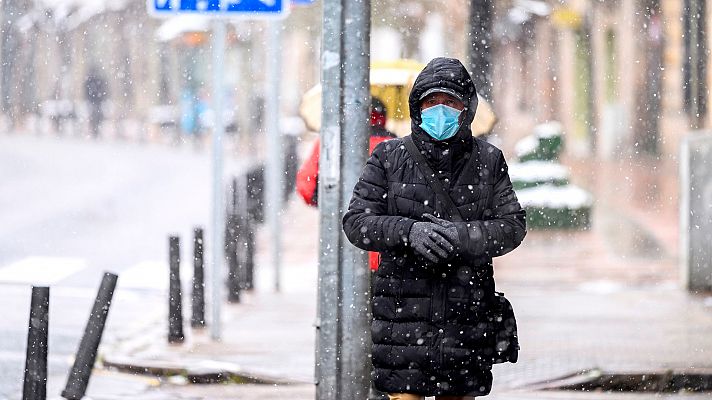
[246,215,256,290]
[225,212,241,303]
[168,236,184,343]
[191,228,206,328]
[61,273,117,400]
[229,176,238,213]
[234,175,253,291]
[236,210,253,291]
[23,286,49,400]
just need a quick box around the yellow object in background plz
[299,59,497,137]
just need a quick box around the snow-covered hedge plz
[515,121,564,162]
[516,184,593,229]
[508,160,569,190]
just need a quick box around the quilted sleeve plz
[455,151,527,258]
[342,142,417,252]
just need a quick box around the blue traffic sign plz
[149,0,287,18]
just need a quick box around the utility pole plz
[339,0,372,396]
[315,0,344,395]
[468,0,494,101]
[316,0,371,397]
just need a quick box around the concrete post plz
[680,132,712,292]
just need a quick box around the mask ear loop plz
[456,106,467,130]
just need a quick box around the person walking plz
[84,66,109,139]
[342,57,527,399]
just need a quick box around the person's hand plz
[423,213,460,250]
[408,221,455,263]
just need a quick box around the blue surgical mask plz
[419,104,462,141]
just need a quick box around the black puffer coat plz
[342,58,527,397]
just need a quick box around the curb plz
[102,356,310,385]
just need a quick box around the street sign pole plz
[265,20,283,292]
[210,18,226,341]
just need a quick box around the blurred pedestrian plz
[296,96,397,272]
[342,57,527,399]
[180,88,208,145]
[84,66,109,138]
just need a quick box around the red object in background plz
[296,110,396,271]
[295,140,320,207]
[296,133,394,207]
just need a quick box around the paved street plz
[0,134,234,398]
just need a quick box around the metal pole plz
[61,273,118,400]
[265,20,283,292]
[340,0,371,397]
[468,0,493,101]
[23,286,49,400]
[210,19,227,341]
[192,227,206,328]
[316,0,344,395]
[168,236,185,343]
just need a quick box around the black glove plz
[408,221,456,263]
[423,213,461,251]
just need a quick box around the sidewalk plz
[101,198,320,398]
[100,177,712,399]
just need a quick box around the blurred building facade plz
[0,0,707,157]
[0,0,321,137]
[493,0,708,164]
[488,0,711,263]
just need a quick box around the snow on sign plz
[148,0,288,18]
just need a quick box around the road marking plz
[117,260,192,291]
[0,257,86,285]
